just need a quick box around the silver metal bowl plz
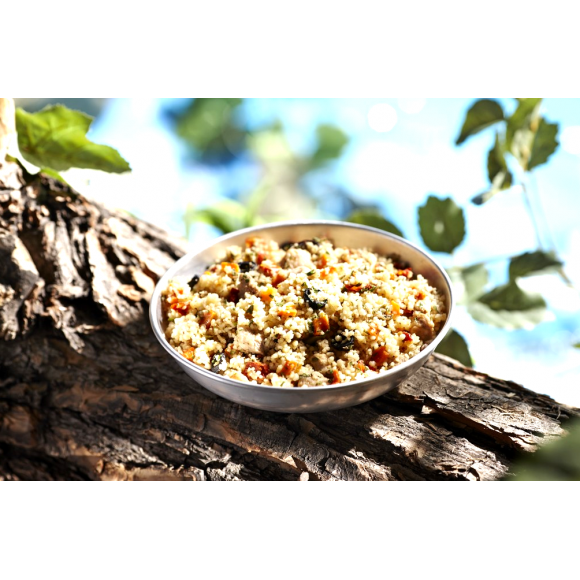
[150,221,454,413]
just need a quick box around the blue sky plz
[68,98,580,405]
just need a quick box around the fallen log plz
[1,160,578,481]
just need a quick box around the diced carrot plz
[357,361,366,372]
[317,254,329,268]
[256,252,266,265]
[371,346,391,368]
[259,286,276,304]
[220,262,240,274]
[313,313,330,336]
[182,348,196,361]
[320,266,337,280]
[415,291,425,300]
[200,310,217,329]
[245,238,258,248]
[391,301,401,317]
[278,304,297,321]
[331,370,341,384]
[281,360,299,377]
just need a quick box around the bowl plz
[149,221,454,413]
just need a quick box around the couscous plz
[162,237,447,387]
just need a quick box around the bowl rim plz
[149,220,455,393]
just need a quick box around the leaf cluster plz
[457,98,559,204]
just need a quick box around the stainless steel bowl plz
[150,221,454,413]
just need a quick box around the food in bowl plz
[161,236,447,388]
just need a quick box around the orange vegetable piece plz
[278,303,297,321]
[344,282,364,293]
[220,262,240,274]
[317,254,330,268]
[259,286,276,304]
[281,360,299,377]
[371,346,391,368]
[313,313,330,336]
[171,301,189,316]
[402,331,413,343]
[182,348,195,361]
[331,370,341,384]
[357,361,366,372]
[200,310,217,329]
[243,361,270,383]
[391,301,401,317]
[320,266,337,280]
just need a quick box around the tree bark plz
[0,161,577,481]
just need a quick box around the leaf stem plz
[521,179,545,251]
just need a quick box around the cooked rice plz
[162,236,447,388]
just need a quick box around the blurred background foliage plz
[8,97,580,479]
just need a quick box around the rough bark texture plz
[1,161,578,481]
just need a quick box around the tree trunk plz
[0,161,577,481]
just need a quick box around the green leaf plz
[478,281,546,311]
[436,329,473,367]
[418,196,466,254]
[509,251,562,280]
[347,209,404,238]
[309,124,349,169]
[456,99,504,145]
[573,342,580,349]
[506,419,580,481]
[15,105,131,173]
[528,119,559,170]
[40,167,68,185]
[469,281,548,330]
[184,200,253,236]
[171,98,245,161]
[506,98,542,145]
[462,263,489,302]
[506,99,543,168]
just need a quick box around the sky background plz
[54,98,580,406]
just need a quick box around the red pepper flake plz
[331,369,341,384]
[256,252,266,265]
[171,301,189,316]
[402,331,413,343]
[272,271,286,287]
[344,282,364,293]
[371,346,391,368]
[243,361,270,383]
[259,264,286,286]
[403,309,414,317]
